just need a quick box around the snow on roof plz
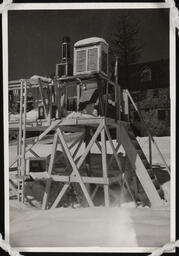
[74,37,108,47]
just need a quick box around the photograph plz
[6,3,174,252]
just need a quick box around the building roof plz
[74,37,108,48]
[116,59,169,90]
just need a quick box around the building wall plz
[129,88,170,136]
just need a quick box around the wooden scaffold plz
[8,36,170,208]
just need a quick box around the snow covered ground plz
[9,136,171,250]
[10,202,169,248]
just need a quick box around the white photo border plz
[3,2,176,253]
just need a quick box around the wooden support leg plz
[29,148,40,158]
[42,133,58,210]
[56,128,94,207]
[50,123,103,209]
[51,183,70,209]
[100,128,110,207]
[91,185,99,200]
[107,142,121,169]
[104,125,137,206]
[85,128,92,177]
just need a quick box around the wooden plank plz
[100,128,110,207]
[51,183,70,209]
[97,78,104,116]
[29,148,40,158]
[42,133,58,210]
[10,120,62,168]
[91,185,99,200]
[57,128,94,207]
[85,128,92,177]
[105,124,136,203]
[75,121,104,169]
[51,175,108,184]
[38,79,48,119]
[107,142,121,169]
[90,129,102,152]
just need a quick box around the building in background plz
[119,59,170,136]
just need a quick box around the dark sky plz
[8,8,169,80]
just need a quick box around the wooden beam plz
[38,79,48,119]
[107,142,121,169]
[100,128,110,207]
[29,148,40,158]
[51,183,70,209]
[51,175,109,184]
[10,120,62,168]
[42,133,58,210]
[56,128,94,207]
[75,121,104,170]
[91,185,99,200]
[104,124,136,205]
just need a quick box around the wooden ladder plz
[17,80,27,203]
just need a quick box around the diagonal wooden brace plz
[56,127,94,207]
[10,120,62,168]
[104,124,137,205]
[42,133,58,209]
[50,122,104,209]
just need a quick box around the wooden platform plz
[9,116,119,132]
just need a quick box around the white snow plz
[74,37,108,47]
[10,108,39,121]
[10,205,169,248]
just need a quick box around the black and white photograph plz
[5,2,175,252]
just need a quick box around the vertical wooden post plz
[18,80,23,176]
[123,89,129,122]
[104,81,109,116]
[97,77,104,116]
[85,128,92,195]
[114,56,121,121]
[21,80,27,177]
[100,128,110,207]
[42,133,58,209]
[149,135,152,170]
[47,84,52,124]
[76,83,80,112]
[55,80,62,119]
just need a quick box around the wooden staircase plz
[119,122,165,207]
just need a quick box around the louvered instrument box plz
[73,37,108,76]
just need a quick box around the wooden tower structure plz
[9,37,170,208]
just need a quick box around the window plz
[158,110,166,121]
[153,89,159,98]
[140,68,152,82]
[76,50,86,72]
